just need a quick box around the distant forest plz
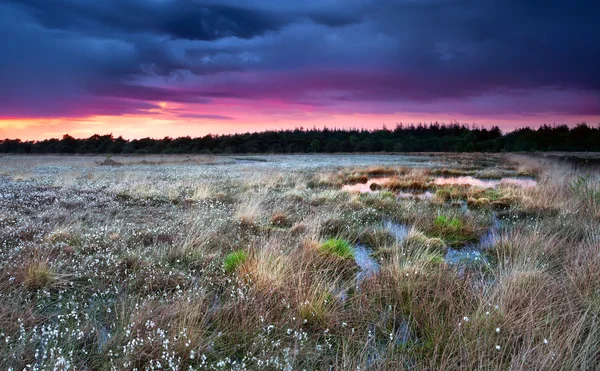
[2,123,600,154]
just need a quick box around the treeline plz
[1,123,599,154]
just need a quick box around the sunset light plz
[0,1,598,140]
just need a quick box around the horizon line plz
[3,121,599,142]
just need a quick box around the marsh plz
[1,153,599,370]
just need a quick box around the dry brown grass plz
[270,212,290,227]
[379,176,431,192]
[21,260,59,291]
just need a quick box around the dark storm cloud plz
[0,0,599,118]
[5,0,285,41]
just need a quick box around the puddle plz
[385,220,410,242]
[445,214,500,267]
[445,248,486,265]
[342,178,432,200]
[355,244,380,284]
[342,177,393,193]
[434,176,536,188]
[344,175,536,194]
[354,221,409,286]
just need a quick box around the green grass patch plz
[223,250,248,273]
[434,215,462,229]
[427,215,478,247]
[320,238,355,259]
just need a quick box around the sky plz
[1,0,599,140]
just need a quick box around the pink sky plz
[2,94,598,140]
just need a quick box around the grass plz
[426,214,479,246]
[1,152,599,369]
[379,176,431,191]
[223,250,248,273]
[319,238,355,259]
[357,227,395,250]
[22,260,57,291]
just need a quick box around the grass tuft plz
[223,250,248,273]
[426,214,479,246]
[23,260,57,291]
[320,238,355,259]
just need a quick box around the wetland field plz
[1,153,600,370]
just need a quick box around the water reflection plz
[343,175,536,195]
[434,176,536,188]
[341,178,393,193]
[355,244,380,283]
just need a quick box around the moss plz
[435,215,461,229]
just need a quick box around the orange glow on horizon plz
[1,111,598,141]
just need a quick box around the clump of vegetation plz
[475,168,509,179]
[298,289,339,328]
[45,229,81,245]
[320,218,346,237]
[320,238,355,259]
[22,260,57,291]
[426,215,478,246]
[404,229,447,254]
[435,215,461,228]
[365,166,400,177]
[270,212,290,227]
[358,227,396,250]
[570,175,600,208]
[379,176,430,192]
[467,196,490,208]
[96,155,124,166]
[431,168,472,177]
[434,185,471,202]
[290,223,308,235]
[223,250,248,273]
[345,173,369,184]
